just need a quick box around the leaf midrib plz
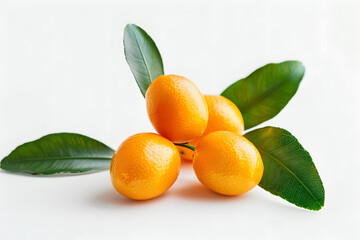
[2,156,112,166]
[240,77,288,113]
[131,26,152,85]
[258,148,322,208]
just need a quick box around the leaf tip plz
[126,23,136,27]
[308,202,325,211]
[287,60,306,79]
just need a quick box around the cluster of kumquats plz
[110,74,264,200]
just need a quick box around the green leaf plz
[221,61,305,129]
[124,24,164,97]
[245,127,325,211]
[0,133,114,175]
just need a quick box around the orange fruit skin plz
[193,131,263,196]
[177,145,195,161]
[145,75,208,143]
[178,95,244,161]
[110,133,181,200]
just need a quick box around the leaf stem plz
[174,143,195,151]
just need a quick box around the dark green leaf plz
[245,127,325,211]
[0,133,114,175]
[221,61,305,129]
[124,24,164,97]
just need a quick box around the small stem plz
[174,143,195,151]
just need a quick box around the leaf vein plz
[258,149,322,208]
[131,27,152,85]
[2,156,112,166]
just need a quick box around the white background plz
[1,0,359,239]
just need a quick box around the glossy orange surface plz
[146,75,208,143]
[179,95,244,161]
[110,133,181,200]
[193,131,263,195]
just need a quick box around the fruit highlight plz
[110,133,181,200]
[146,74,208,143]
[193,131,263,195]
[177,95,245,161]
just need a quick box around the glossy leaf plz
[245,127,325,211]
[221,61,305,129]
[124,24,164,97]
[0,133,114,175]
